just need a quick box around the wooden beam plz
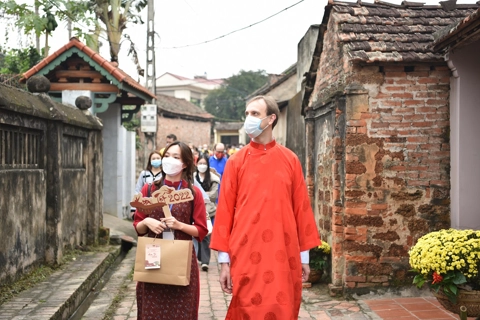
[55,70,104,80]
[115,97,146,105]
[50,83,119,93]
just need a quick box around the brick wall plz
[136,115,212,175]
[310,63,452,295]
[155,116,212,149]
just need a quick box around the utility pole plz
[146,0,156,98]
[144,0,156,162]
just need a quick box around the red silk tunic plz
[210,140,320,320]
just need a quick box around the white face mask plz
[197,164,208,173]
[244,115,270,138]
[162,157,184,176]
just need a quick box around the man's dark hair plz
[167,133,177,141]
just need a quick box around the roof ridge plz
[330,0,479,9]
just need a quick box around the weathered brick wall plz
[321,64,452,294]
[309,96,347,288]
[155,116,211,149]
[311,14,347,107]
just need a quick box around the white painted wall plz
[174,89,191,101]
[449,41,480,230]
[124,131,136,217]
[98,103,126,218]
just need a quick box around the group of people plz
[131,95,321,320]
[188,142,244,164]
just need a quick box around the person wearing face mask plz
[193,154,220,272]
[210,95,321,320]
[133,141,208,320]
[208,143,227,180]
[130,151,163,220]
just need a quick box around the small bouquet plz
[310,242,331,271]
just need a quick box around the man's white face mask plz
[244,115,270,138]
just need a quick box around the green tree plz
[0,0,147,64]
[0,0,91,56]
[204,70,268,121]
[0,46,42,74]
[87,0,148,63]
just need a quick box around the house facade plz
[155,72,223,108]
[213,121,243,147]
[303,1,479,296]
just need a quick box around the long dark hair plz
[195,153,212,191]
[154,141,196,196]
[146,151,162,171]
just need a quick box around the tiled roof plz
[161,72,190,81]
[215,121,244,131]
[431,8,480,51]
[20,37,155,100]
[332,1,479,63]
[156,94,214,120]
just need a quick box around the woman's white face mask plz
[197,164,208,173]
[162,157,184,176]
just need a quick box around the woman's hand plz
[144,217,167,235]
[161,217,183,231]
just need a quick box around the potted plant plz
[308,241,331,283]
[409,228,480,316]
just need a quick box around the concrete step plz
[0,247,122,320]
[73,247,136,319]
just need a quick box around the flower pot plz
[432,289,480,317]
[308,269,324,284]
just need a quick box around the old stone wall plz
[311,64,451,295]
[0,84,103,284]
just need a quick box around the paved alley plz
[110,250,374,320]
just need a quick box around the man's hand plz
[301,264,310,282]
[219,263,232,294]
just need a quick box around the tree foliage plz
[87,0,148,62]
[0,46,42,74]
[0,0,92,56]
[0,0,148,64]
[204,70,268,121]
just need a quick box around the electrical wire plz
[15,0,306,50]
[160,0,305,49]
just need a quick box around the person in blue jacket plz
[209,143,227,179]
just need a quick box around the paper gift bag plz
[134,236,193,286]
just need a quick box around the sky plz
[1,0,478,83]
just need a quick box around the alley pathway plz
[110,250,374,320]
